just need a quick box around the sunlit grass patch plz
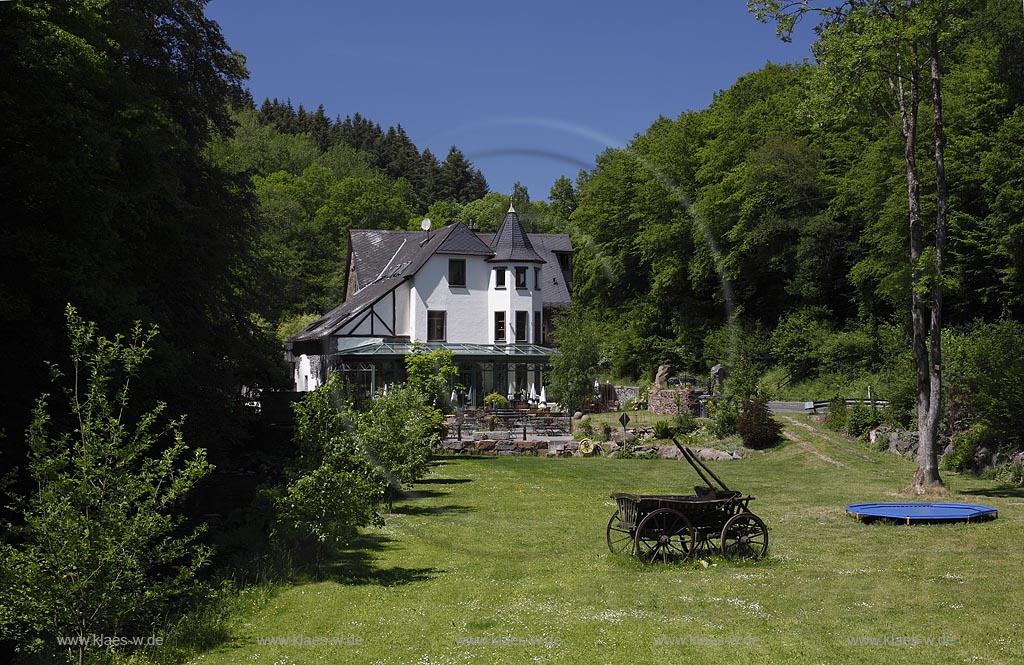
[186,417,1021,664]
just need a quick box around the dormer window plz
[515,266,527,289]
[449,259,466,287]
[494,267,506,289]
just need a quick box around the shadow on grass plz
[960,485,1024,498]
[432,454,499,462]
[417,477,473,485]
[389,504,473,517]
[398,488,448,499]
[322,533,442,586]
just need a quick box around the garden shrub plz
[941,422,994,473]
[1,306,214,661]
[484,392,508,409]
[824,395,847,431]
[652,419,675,440]
[708,399,739,438]
[736,397,783,449]
[674,409,698,434]
[845,402,881,437]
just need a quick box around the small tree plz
[404,342,460,409]
[548,307,602,413]
[357,384,443,503]
[1,305,213,664]
[276,373,384,568]
[737,397,784,449]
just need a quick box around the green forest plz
[2,0,1024,662]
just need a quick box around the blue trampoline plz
[846,502,998,524]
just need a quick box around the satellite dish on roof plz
[420,218,432,231]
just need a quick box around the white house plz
[287,204,572,405]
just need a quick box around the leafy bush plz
[405,343,460,407]
[736,397,783,449]
[845,402,881,437]
[358,384,442,492]
[771,307,833,380]
[616,441,658,460]
[708,399,739,438]
[941,422,995,473]
[944,321,1024,454]
[653,419,675,439]
[484,392,508,409]
[280,373,385,563]
[674,409,698,434]
[1,306,214,662]
[824,395,847,431]
[991,461,1024,485]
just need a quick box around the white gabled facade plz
[287,204,571,403]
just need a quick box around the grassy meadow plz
[184,415,1022,664]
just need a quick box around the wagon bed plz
[607,443,768,563]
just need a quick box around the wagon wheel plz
[606,510,633,554]
[633,509,695,564]
[720,512,768,560]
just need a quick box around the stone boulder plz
[870,426,919,459]
[692,447,740,461]
[610,429,636,444]
[659,445,683,460]
[654,364,672,388]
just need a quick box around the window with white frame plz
[494,311,506,342]
[427,310,446,341]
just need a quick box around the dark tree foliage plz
[568,4,1024,386]
[0,0,284,478]
[254,101,487,211]
[736,397,783,449]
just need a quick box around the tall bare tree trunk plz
[913,34,948,491]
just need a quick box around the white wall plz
[488,264,544,344]
[411,254,491,343]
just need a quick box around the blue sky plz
[206,1,816,200]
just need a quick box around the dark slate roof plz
[436,222,494,256]
[475,231,572,307]
[488,206,544,263]
[530,234,573,308]
[348,229,419,292]
[291,220,573,343]
[293,224,462,343]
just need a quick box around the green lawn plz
[187,416,1022,664]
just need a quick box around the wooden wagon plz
[606,441,768,563]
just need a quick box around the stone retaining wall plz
[615,385,639,407]
[436,439,741,461]
[647,389,703,417]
